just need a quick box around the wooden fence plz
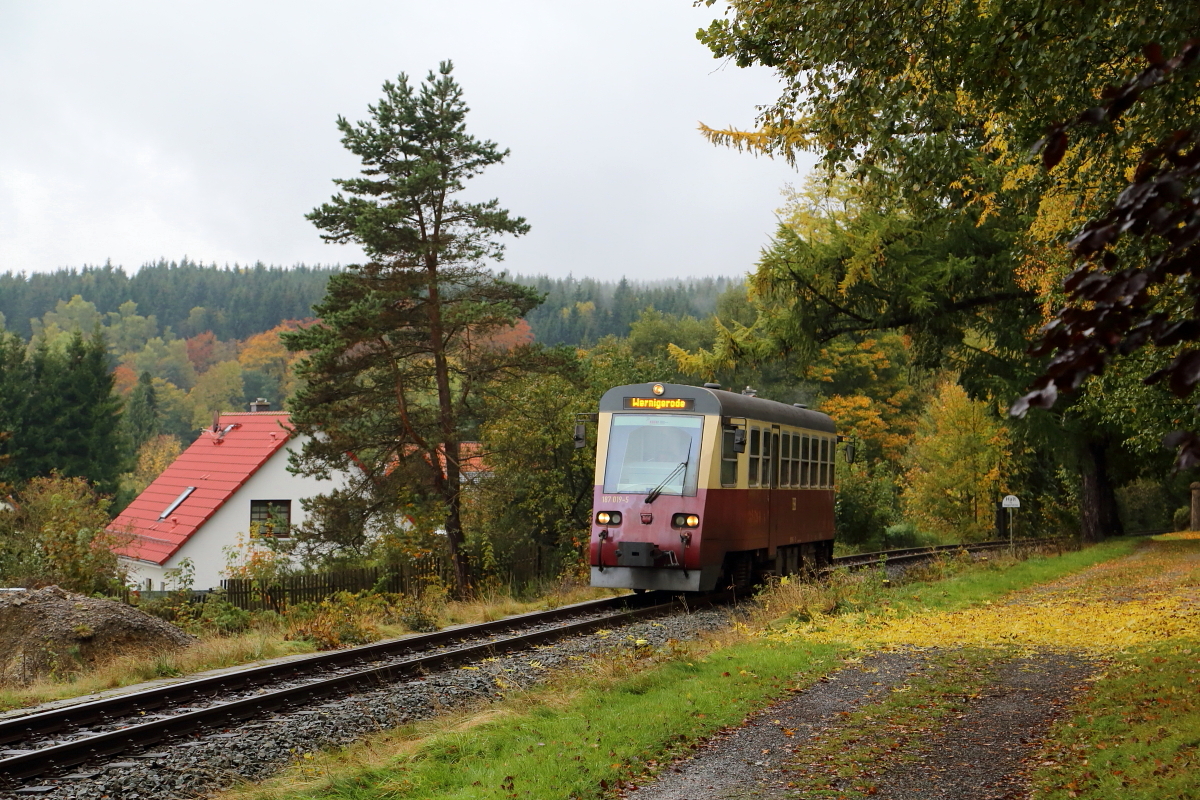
[214,540,575,611]
[221,558,452,611]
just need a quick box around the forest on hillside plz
[0,259,337,341]
[0,262,747,526]
[0,262,737,349]
[516,275,740,345]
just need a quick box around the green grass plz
[885,538,1137,616]
[1033,639,1200,799]
[228,641,849,800]
[220,539,1140,800]
[756,539,1137,634]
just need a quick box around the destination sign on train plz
[623,397,695,410]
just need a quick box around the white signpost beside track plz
[1001,495,1019,547]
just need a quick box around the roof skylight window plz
[159,487,196,520]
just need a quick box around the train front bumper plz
[590,565,721,592]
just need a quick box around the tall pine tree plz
[286,62,542,594]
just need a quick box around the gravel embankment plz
[0,607,731,800]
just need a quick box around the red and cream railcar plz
[588,382,837,592]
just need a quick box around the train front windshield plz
[603,414,703,496]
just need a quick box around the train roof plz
[598,382,836,433]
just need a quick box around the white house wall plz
[121,436,350,591]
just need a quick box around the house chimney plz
[249,398,271,413]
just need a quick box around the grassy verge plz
[225,639,850,800]
[215,540,1136,800]
[0,629,316,712]
[0,584,618,713]
[754,538,1136,632]
[1032,639,1200,799]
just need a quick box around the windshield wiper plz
[646,441,691,504]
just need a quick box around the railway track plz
[0,591,705,783]
[830,538,1056,571]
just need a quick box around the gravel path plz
[625,652,921,800]
[623,650,1092,800]
[0,608,731,800]
[869,653,1093,800]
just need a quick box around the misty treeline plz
[517,275,741,346]
[0,259,336,341]
[0,261,738,350]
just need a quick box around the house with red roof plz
[110,403,352,591]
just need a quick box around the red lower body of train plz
[589,484,835,592]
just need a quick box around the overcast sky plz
[0,1,811,281]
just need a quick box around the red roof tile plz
[110,413,293,565]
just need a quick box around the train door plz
[768,427,792,549]
[744,426,770,550]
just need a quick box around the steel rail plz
[831,538,1057,570]
[0,591,664,751]
[0,595,698,781]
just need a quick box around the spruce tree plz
[123,371,160,451]
[286,62,542,594]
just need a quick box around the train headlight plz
[672,513,700,528]
[596,511,622,525]
[685,514,700,527]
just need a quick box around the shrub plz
[882,522,938,549]
[285,591,385,651]
[197,596,251,635]
[0,474,127,594]
[1173,505,1191,532]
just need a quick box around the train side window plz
[720,428,739,487]
[748,427,760,487]
[792,433,801,487]
[771,432,780,488]
[762,431,773,489]
[829,436,836,488]
[786,432,796,488]
[780,432,790,487]
[820,437,830,487]
[800,435,809,487]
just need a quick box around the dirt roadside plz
[624,537,1200,800]
[624,651,1092,800]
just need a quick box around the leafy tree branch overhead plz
[1014,41,1200,467]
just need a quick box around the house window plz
[250,500,292,538]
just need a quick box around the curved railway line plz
[0,538,1053,786]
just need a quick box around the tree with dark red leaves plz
[1015,42,1200,471]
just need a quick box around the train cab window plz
[602,414,704,497]
[720,428,739,487]
[748,427,761,487]
[800,435,810,487]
